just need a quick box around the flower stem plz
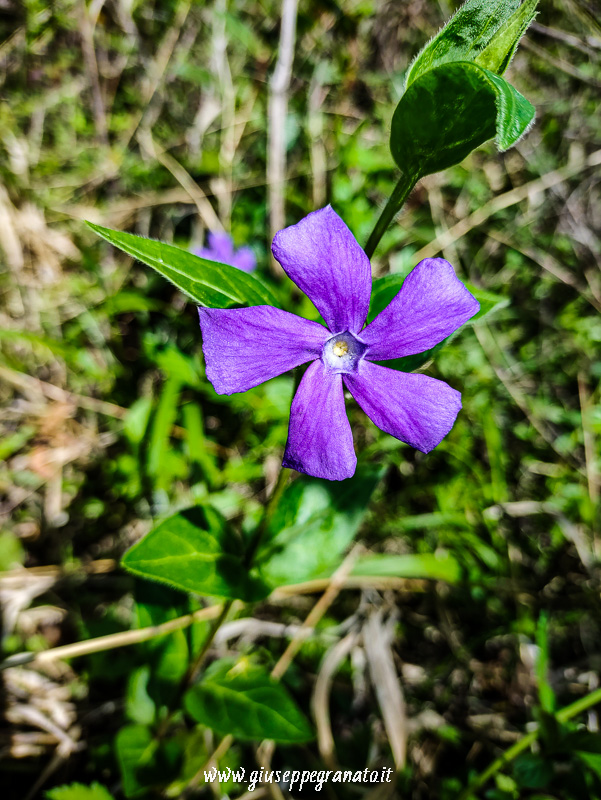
[364,170,419,260]
[458,686,601,799]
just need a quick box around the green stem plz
[186,600,233,684]
[364,170,419,259]
[459,687,601,799]
[245,466,291,567]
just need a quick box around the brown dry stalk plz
[267,0,299,275]
[412,149,601,263]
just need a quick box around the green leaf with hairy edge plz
[184,658,313,743]
[256,468,381,589]
[391,62,534,178]
[122,505,269,601]
[46,784,115,800]
[86,222,279,309]
[475,0,538,75]
[350,552,461,584]
[406,0,521,86]
[367,272,507,372]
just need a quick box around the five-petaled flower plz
[198,206,479,481]
[195,231,256,273]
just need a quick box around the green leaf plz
[122,505,269,601]
[86,222,278,309]
[513,753,553,790]
[467,284,510,322]
[351,551,461,584]
[46,784,115,800]
[125,666,156,726]
[475,0,538,75]
[391,61,534,178]
[256,468,381,589]
[578,751,601,777]
[123,396,153,446]
[535,613,556,714]
[115,725,156,798]
[406,0,523,86]
[133,582,191,705]
[184,658,313,743]
[146,376,181,481]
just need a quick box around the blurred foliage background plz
[1,0,600,798]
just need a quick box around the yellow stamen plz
[332,340,349,357]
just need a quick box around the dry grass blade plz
[271,544,362,680]
[312,630,360,769]
[412,149,601,262]
[363,609,407,770]
[267,0,298,274]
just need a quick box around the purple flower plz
[195,231,256,273]
[198,206,479,481]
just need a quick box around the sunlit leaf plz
[122,505,269,601]
[256,468,382,589]
[86,222,278,309]
[184,658,313,743]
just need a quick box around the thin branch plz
[0,604,223,671]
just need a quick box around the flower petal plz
[344,360,462,453]
[272,206,371,335]
[283,360,356,480]
[361,258,479,361]
[199,306,328,395]
[230,246,256,272]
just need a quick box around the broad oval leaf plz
[256,468,382,589]
[86,222,279,309]
[391,61,534,178]
[184,658,313,743]
[122,506,269,602]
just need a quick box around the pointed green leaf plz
[122,506,269,601]
[391,61,534,178]
[475,0,538,74]
[406,0,521,87]
[184,658,313,743]
[256,468,382,589]
[86,222,278,309]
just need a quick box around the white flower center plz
[322,331,367,373]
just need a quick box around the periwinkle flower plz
[198,206,479,481]
[195,231,256,272]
